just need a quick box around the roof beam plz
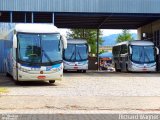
[97,14,113,28]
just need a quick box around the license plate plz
[143,69,147,71]
[37,76,46,80]
[74,67,78,69]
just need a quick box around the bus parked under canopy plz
[112,40,159,72]
[63,39,90,73]
[4,24,67,84]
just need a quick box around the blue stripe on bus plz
[21,64,41,68]
[21,63,61,70]
[52,64,61,68]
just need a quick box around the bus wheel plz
[63,70,67,73]
[49,80,55,84]
[117,69,121,72]
[77,70,81,73]
[83,70,86,73]
[126,64,129,72]
[6,72,10,77]
[15,80,22,85]
[115,64,120,72]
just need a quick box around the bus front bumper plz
[17,70,63,81]
[64,64,88,70]
[129,65,156,72]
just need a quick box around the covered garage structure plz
[0,0,160,70]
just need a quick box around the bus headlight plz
[51,66,62,72]
[18,67,30,72]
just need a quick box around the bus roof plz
[67,39,87,44]
[15,24,59,33]
[114,40,154,46]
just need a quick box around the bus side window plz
[113,46,118,56]
[112,47,115,62]
[121,45,127,54]
[117,46,120,55]
[112,47,115,56]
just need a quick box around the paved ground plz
[0,72,160,115]
[1,72,160,96]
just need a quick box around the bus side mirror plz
[13,35,17,48]
[61,35,67,49]
[88,45,91,53]
[129,46,132,55]
[156,47,159,55]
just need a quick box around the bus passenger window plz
[121,45,127,54]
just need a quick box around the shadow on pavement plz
[0,74,57,87]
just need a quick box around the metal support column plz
[97,29,99,71]
[82,29,85,38]
[31,12,34,23]
[24,13,27,23]
[52,13,55,25]
[10,12,13,23]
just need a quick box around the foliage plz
[99,49,106,54]
[116,30,134,43]
[67,29,103,54]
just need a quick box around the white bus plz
[4,24,67,84]
[112,40,159,72]
[63,39,90,73]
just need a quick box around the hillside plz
[101,33,137,46]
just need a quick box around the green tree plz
[67,29,103,54]
[116,30,134,43]
[99,49,106,54]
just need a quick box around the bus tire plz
[83,70,86,73]
[63,70,67,73]
[115,64,120,72]
[77,70,82,73]
[49,80,55,84]
[6,72,10,77]
[15,80,22,85]
[126,64,129,72]
[115,64,117,72]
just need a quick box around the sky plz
[59,29,137,37]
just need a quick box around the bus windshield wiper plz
[139,50,143,62]
[77,50,82,60]
[144,51,151,62]
[42,49,53,65]
[69,51,75,61]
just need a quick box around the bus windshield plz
[64,44,88,62]
[18,33,62,65]
[131,45,155,64]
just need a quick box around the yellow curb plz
[0,87,9,94]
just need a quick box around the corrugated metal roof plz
[0,0,160,29]
[0,0,160,13]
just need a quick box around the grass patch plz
[0,87,8,94]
